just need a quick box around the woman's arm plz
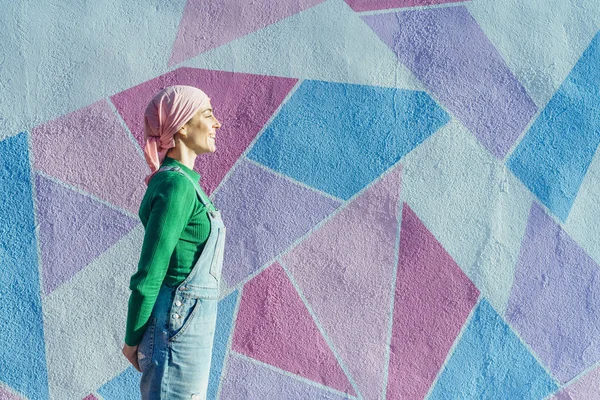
[124,174,196,346]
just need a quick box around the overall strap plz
[157,165,215,210]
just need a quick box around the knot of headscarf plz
[143,85,210,185]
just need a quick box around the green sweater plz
[125,157,216,346]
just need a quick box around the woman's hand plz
[122,343,141,372]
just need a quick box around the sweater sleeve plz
[125,174,196,346]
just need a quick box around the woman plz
[122,85,224,400]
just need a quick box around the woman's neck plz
[165,147,197,171]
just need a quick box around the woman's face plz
[181,101,222,154]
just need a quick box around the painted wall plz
[1,0,599,399]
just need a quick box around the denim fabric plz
[137,165,226,400]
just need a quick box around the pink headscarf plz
[143,85,210,185]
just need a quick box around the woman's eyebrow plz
[203,108,213,113]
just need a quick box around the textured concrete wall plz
[1,0,600,399]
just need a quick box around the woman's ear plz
[176,127,188,140]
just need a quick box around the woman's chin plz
[197,146,217,154]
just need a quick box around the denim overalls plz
[137,165,226,400]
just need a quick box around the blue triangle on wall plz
[247,80,449,200]
[0,132,50,400]
[97,366,141,400]
[428,299,558,399]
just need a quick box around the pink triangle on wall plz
[168,0,327,66]
[110,67,297,196]
[387,203,479,399]
[281,165,403,400]
[30,100,149,215]
[232,262,356,395]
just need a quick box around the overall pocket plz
[168,297,201,342]
[137,316,157,371]
[209,228,226,281]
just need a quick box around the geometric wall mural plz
[3,0,600,398]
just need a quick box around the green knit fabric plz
[125,157,215,346]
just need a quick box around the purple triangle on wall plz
[35,174,139,296]
[220,352,352,400]
[362,6,537,158]
[506,202,600,383]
